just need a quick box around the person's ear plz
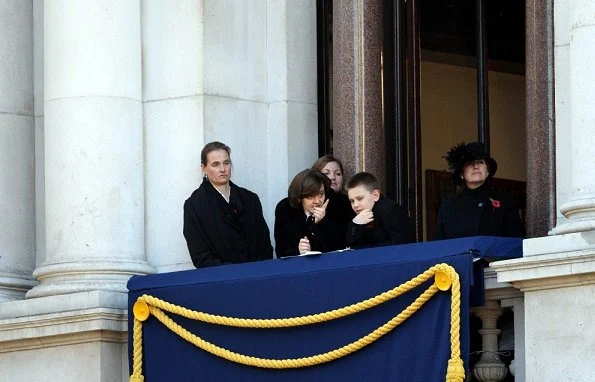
[372,189,381,201]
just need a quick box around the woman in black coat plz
[274,169,343,257]
[434,142,524,240]
[183,141,273,268]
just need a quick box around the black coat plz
[274,197,344,258]
[346,197,414,249]
[326,191,356,249]
[183,178,273,268]
[434,184,524,240]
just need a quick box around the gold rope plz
[129,263,464,382]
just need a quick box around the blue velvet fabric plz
[127,236,521,381]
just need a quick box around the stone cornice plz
[491,251,595,292]
[0,290,129,353]
[0,308,127,353]
[483,268,523,301]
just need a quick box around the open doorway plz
[416,0,526,240]
[316,0,527,242]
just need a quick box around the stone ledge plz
[0,329,127,353]
[491,250,595,292]
[484,268,523,301]
[0,290,127,319]
[523,231,595,257]
[0,290,129,352]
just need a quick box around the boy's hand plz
[298,236,311,254]
[312,199,330,223]
[353,209,374,225]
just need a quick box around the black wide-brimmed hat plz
[444,142,497,185]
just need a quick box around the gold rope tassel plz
[445,265,465,382]
[129,263,464,381]
[129,318,145,382]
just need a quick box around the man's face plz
[348,185,380,214]
[201,149,231,187]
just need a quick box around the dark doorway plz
[317,0,527,242]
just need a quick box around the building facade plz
[0,1,593,381]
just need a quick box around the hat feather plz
[444,142,469,171]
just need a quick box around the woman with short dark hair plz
[183,141,273,267]
[434,142,524,240]
[274,169,343,257]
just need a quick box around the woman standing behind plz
[183,141,273,268]
[274,169,343,257]
[434,142,524,240]
[311,155,355,248]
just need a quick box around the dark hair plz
[201,141,231,165]
[288,169,330,208]
[346,172,380,192]
[311,155,345,175]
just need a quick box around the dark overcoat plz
[274,197,344,258]
[183,178,273,268]
[346,197,414,249]
[434,184,524,240]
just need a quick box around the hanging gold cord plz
[129,262,464,382]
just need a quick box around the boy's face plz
[347,185,380,214]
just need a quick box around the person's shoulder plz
[232,183,257,198]
[439,194,459,207]
[376,196,400,210]
[328,189,349,201]
[327,190,351,209]
[488,187,513,198]
[374,197,405,218]
[487,188,516,205]
[184,185,204,206]
[275,197,291,210]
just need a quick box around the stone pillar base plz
[0,291,129,381]
[492,234,595,381]
[26,259,154,299]
[0,272,37,302]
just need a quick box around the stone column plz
[27,0,154,298]
[332,0,385,186]
[141,0,204,272]
[551,0,595,235]
[0,0,36,301]
[472,301,508,382]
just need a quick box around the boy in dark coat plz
[345,172,413,249]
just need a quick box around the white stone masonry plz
[27,0,154,299]
[0,0,37,301]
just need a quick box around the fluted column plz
[551,0,595,235]
[472,301,508,382]
[27,0,154,298]
[0,0,36,301]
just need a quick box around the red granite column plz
[332,0,385,189]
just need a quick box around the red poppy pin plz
[489,198,501,208]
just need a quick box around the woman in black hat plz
[434,142,524,240]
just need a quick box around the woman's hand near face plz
[312,199,330,223]
[298,236,311,254]
[353,209,374,225]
